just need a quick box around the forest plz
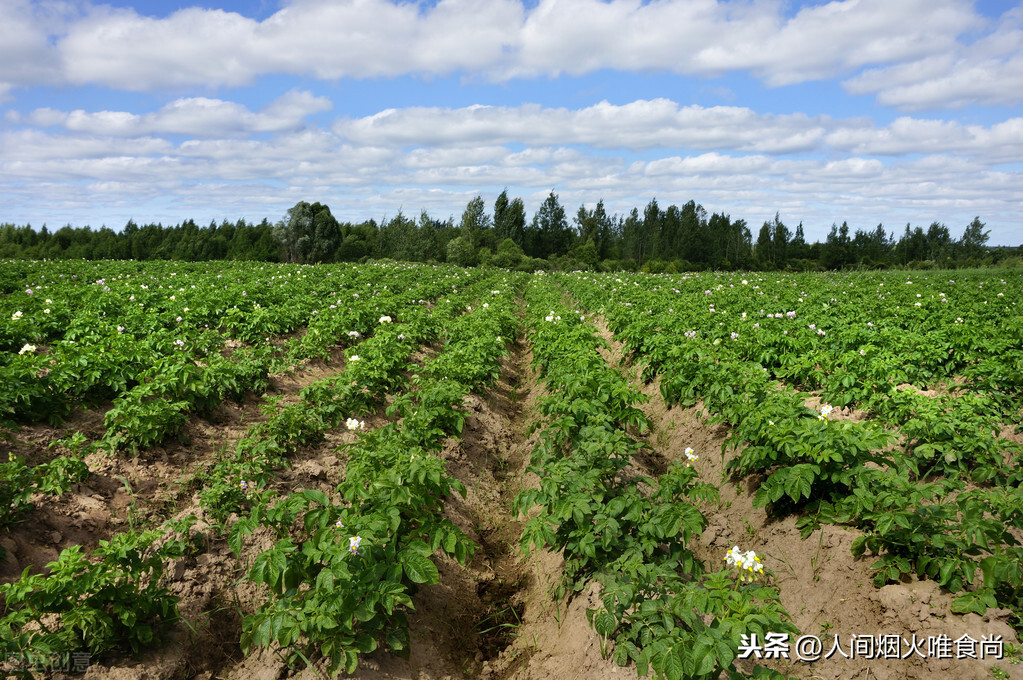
[0,190,1013,270]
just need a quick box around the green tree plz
[926,222,953,263]
[638,198,660,265]
[309,205,343,262]
[771,213,789,267]
[574,238,600,268]
[492,238,525,268]
[678,201,708,264]
[459,195,491,250]
[755,221,774,267]
[446,236,476,267]
[894,223,927,264]
[821,221,852,269]
[531,191,571,258]
[851,224,891,266]
[409,209,441,262]
[494,190,511,242]
[573,199,617,260]
[960,217,990,262]
[274,201,341,263]
[495,190,526,247]
[789,222,809,260]
[620,208,642,264]
[378,211,417,261]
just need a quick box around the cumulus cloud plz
[641,153,779,177]
[823,116,1023,162]
[0,0,69,94]
[14,90,331,137]
[1,128,174,163]
[0,0,983,111]
[509,0,979,85]
[56,0,523,89]
[331,100,1023,161]
[334,100,830,153]
[5,96,1021,206]
[844,5,1023,109]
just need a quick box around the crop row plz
[1,261,486,442]
[559,270,1023,623]
[228,273,523,674]
[563,271,1023,484]
[514,276,794,680]
[0,267,523,674]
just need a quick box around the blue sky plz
[2,0,1021,245]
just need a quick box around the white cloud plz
[56,0,524,89]
[825,115,1023,161]
[509,0,979,85]
[1,128,174,163]
[16,91,331,137]
[844,6,1023,109]
[59,6,262,90]
[641,153,778,177]
[0,0,69,94]
[332,100,1023,161]
[3,0,988,113]
[334,100,831,152]
[403,146,508,170]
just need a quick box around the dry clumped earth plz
[0,327,1019,680]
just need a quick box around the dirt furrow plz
[588,313,1018,680]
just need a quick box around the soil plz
[1,320,1019,680]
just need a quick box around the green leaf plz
[401,552,439,584]
[661,646,683,680]
[593,610,616,637]
[951,589,995,615]
[344,648,359,674]
[301,488,329,506]
[612,641,630,666]
[443,529,457,555]
[354,634,378,653]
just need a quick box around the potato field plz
[1,259,1021,680]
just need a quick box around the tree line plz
[1,191,1013,271]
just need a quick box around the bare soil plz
[592,316,1020,680]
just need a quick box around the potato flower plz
[345,418,365,431]
[818,404,834,421]
[349,536,362,555]
[19,344,36,355]
[725,545,764,583]
[379,315,392,323]
[684,447,698,463]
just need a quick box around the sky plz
[1,0,1022,245]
